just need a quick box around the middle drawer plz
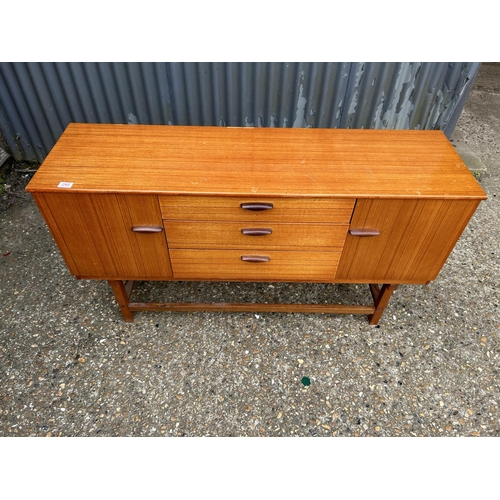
[164,221,349,251]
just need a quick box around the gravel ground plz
[1,64,499,440]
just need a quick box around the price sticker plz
[57,182,73,188]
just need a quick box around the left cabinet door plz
[33,193,173,279]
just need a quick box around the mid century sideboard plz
[26,124,487,324]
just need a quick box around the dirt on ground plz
[0,158,39,212]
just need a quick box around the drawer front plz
[169,249,340,281]
[165,221,349,251]
[160,196,354,223]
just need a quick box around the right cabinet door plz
[336,198,480,283]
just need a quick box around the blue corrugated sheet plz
[0,62,480,162]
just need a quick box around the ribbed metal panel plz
[0,62,480,162]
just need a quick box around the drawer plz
[160,196,354,223]
[164,221,349,251]
[169,249,341,281]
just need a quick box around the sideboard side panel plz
[32,192,80,276]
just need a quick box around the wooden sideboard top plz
[26,123,487,200]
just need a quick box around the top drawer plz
[159,196,354,223]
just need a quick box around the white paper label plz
[57,182,73,188]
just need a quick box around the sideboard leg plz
[108,280,135,322]
[368,284,398,325]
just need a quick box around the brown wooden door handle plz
[241,228,273,236]
[131,226,164,233]
[349,229,381,237]
[240,202,274,211]
[241,255,270,263]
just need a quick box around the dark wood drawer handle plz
[240,202,274,211]
[131,226,164,233]
[241,255,270,263]
[349,229,381,237]
[241,228,273,236]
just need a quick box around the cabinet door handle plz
[241,255,270,263]
[241,228,273,236]
[240,202,274,211]
[131,226,164,233]
[349,228,381,237]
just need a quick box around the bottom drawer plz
[169,249,341,281]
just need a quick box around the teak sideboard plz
[26,124,487,324]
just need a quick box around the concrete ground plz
[1,64,499,438]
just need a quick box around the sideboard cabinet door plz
[336,198,480,283]
[33,193,172,279]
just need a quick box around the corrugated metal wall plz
[0,62,480,163]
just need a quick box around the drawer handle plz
[240,202,274,211]
[131,226,164,233]
[349,229,381,237]
[241,255,270,263]
[241,228,273,236]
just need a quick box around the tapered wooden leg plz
[368,284,398,325]
[108,280,135,322]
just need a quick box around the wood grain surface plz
[26,124,487,200]
[164,221,349,251]
[33,193,172,278]
[169,249,341,281]
[160,195,355,222]
[336,198,481,282]
[27,124,487,292]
